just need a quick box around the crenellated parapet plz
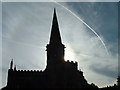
[8,69,44,78]
[65,60,78,70]
[15,69,43,73]
[7,67,45,88]
[8,59,43,73]
[7,59,44,86]
[65,60,77,65]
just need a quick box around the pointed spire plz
[49,8,62,44]
[10,59,13,70]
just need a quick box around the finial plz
[53,8,57,19]
[14,65,16,71]
[10,59,13,70]
[54,8,56,12]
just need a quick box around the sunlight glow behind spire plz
[53,0,109,56]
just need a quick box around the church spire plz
[49,8,62,44]
[46,9,65,70]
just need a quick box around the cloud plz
[1,2,118,88]
[59,2,118,87]
[1,0,120,2]
[90,63,117,78]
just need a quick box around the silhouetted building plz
[100,76,119,90]
[3,9,97,89]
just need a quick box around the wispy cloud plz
[1,2,118,88]
[1,0,120,2]
[58,2,118,87]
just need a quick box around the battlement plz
[65,60,78,70]
[17,70,43,73]
[9,69,43,73]
[65,60,77,64]
[8,69,44,81]
[8,60,44,73]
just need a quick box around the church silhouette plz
[3,9,98,89]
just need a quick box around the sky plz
[1,0,119,88]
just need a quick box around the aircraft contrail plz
[53,1,109,55]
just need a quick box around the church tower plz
[2,8,95,89]
[46,9,65,70]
